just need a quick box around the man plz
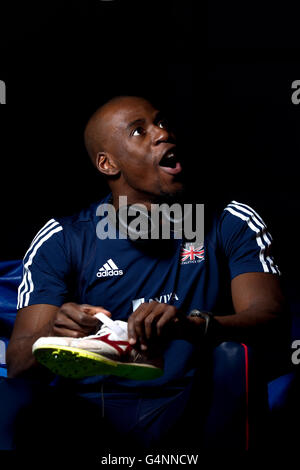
[2,96,285,455]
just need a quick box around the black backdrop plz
[0,0,300,288]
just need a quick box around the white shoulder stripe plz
[29,218,57,247]
[17,223,63,309]
[228,202,280,275]
[23,220,60,264]
[17,219,60,308]
[227,203,273,242]
[230,200,267,227]
[224,206,280,274]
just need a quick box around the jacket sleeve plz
[17,219,70,309]
[218,201,280,280]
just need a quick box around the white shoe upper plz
[32,314,130,359]
[33,312,164,370]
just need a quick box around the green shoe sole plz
[33,345,164,380]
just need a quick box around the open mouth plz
[159,148,178,168]
[158,148,182,176]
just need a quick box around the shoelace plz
[93,313,151,364]
[85,323,113,339]
[94,312,128,340]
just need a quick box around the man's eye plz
[158,120,168,129]
[132,127,145,137]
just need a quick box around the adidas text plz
[97,269,123,278]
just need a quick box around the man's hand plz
[7,302,111,377]
[127,301,191,350]
[52,302,111,338]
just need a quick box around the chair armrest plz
[203,341,268,451]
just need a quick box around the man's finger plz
[156,307,181,336]
[54,313,93,335]
[81,305,111,317]
[144,304,167,340]
[128,303,153,346]
[61,303,102,327]
[52,326,86,338]
[128,302,167,350]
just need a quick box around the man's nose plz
[152,125,173,145]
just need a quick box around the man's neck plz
[111,192,163,211]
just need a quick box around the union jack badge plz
[180,243,205,265]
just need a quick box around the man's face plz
[103,97,183,201]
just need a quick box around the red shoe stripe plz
[92,334,132,355]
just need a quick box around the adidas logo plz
[97,259,123,278]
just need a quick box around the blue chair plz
[0,260,23,377]
[0,259,293,451]
[265,282,300,452]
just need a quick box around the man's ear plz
[96,152,120,176]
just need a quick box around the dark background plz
[0,0,300,288]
